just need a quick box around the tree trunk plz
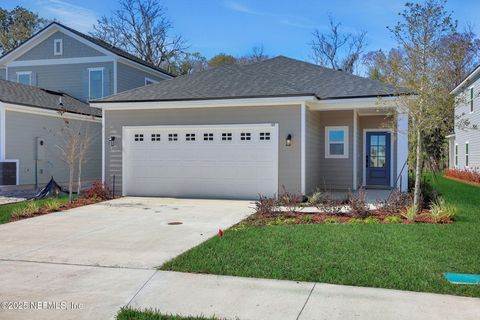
[77,159,83,197]
[69,162,74,203]
[413,126,423,210]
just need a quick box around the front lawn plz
[161,175,480,297]
[117,308,219,320]
[0,196,70,224]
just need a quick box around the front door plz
[366,131,391,186]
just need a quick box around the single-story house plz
[0,79,101,190]
[93,56,409,199]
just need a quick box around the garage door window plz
[168,134,178,141]
[222,133,232,141]
[186,133,196,141]
[241,133,251,141]
[260,132,271,140]
[204,133,214,141]
[134,134,144,141]
[151,134,161,141]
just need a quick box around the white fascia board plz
[92,96,317,110]
[7,56,114,67]
[2,103,101,123]
[117,57,172,79]
[451,66,480,95]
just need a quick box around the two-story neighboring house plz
[448,65,480,171]
[0,22,172,191]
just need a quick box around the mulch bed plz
[8,197,105,223]
[444,175,480,187]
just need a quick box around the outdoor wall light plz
[286,134,292,147]
[109,135,116,147]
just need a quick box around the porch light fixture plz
[286,134,292,147]
[109,135,116,147]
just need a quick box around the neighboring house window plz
[469,87,474,113]
[16,71,32,85]
[54,39,63,55]
[465,142,469,167]
[325,126,349,158]
[88,68,104,100]
[455,144,458,167]
[145,77,159,86]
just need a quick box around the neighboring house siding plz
[305,108,322,194]
[117,62,166,93]
[15,31,105,60]
[8,62,113,102]
[5,110,101,186]
[104,105,302,195]
[314,110,354,190]
[0,68,5,80]
[454,75,480,170]
[358,115,397,187]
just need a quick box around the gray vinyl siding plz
[358,115,397,187]
[117,62,167,93]
[0,68,5,80]
[8,62,113,102]
[104,105,302,195]
[305,108,322,193]
[5,110,101,186]
[453,75,480,170]
[15,31,105,61]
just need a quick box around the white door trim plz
[362,128,394,188]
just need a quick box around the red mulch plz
[443,175,480,187]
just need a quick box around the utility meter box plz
[36,137,46,160]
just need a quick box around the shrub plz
[301,215,314,224]
[363,217,380,224]
[346,218,364,224]
[380,188,413,213]
[384,216,402,224]
[445,168,480,184]
[44,198,61,212]
[348,188,369,218]
[12,202,40,218]
[267,217,297,226]
[420,177,439,209]
[278,186,302,212]
[402,205,418,222]
[430,197,458,223]
[83,181,111,200]
[324,217,340,224]
[255,194,280,216]
[307,189,323,206]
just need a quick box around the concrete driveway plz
[0,197,252,269]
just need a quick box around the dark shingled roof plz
[98,56,408,103]
[0,80,101,117]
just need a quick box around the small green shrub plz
[267,217,297,226]
[363,217,380,224]
[44,199,61,212]
[384,216,402,224]
[301,215,314,223]
[324,217,340,224]
[402,205,418,221]
[308,189,323,206]
[430,197,458,222]
[346,218,364,224]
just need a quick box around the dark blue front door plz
[366,132,391,186]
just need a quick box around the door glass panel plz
[369,134,386,168]
[370,135,378,146]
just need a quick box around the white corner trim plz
[301,103,306,195]
[353,109,358,190]
[325,126,349,159]
[102,108,106,183]
[54,38,63,55]
[362,128,394,188]
[113,59,118,95]
[2,103,101,123]
[396,113,408,191]
[0,103,5,160]
[8,56,114,67]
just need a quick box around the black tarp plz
[30,177,68,200]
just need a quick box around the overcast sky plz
[5,0,480,62]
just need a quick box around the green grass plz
[116,307,219,320]
[0,196,71,224]
[161,175,480,297]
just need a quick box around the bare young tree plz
[56,125,81,202]
[76,125,94,196]
[237,45,270,65]
[311,16,367,74]
[91,0,188,70]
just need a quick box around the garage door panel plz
[123,124,278,199]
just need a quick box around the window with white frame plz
[469,87,474,113]
[465,142,469,167]
[88,68,104,100]
[145,77,159,86]
[455,144,458,167]
[325,126,349,158]
[16,71,32,85]
[54,39,63,55]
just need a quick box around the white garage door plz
[123,124,278,199]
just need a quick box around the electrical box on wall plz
[36,137,46,160]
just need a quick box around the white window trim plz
[465,141,469,168]
[54,39,63,55]
[455,143,458,167]
[468,86,474,114]
[145,77,159,86]
[16,71,32,85]
[325,126,349,159]
[88,67,104,101]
